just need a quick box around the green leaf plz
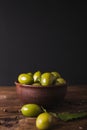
[50,112,87,121]
[57,112,87,121]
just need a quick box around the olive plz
[51,71,61,80]
[27,72,33,77]
[21,104,42,117]
[40,72,54,86]
[33,71,41,82]
[32,83,41,86]
[18,73,33,85]
[36,112,53,130]
[55,78,66,85]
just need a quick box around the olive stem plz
[41,106,47,113]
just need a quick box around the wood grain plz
[0,85,87,130]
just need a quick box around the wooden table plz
[0,85,87,130]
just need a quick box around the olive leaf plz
[50,112,87,121]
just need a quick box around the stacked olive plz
[18,71,66,86]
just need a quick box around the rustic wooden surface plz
[0,85,87,130]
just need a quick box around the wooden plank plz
[0,85,87,130]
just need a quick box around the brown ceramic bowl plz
[15,82,67,107]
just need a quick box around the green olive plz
[33,71,41,82]
[36,112,53,130]
[18,73,33,85]
[40,72,54,86]
[32,83,41,86]
[55,78,66,85]
[51,71,61,81]
[21,104,42,117]
[27,72,33,77]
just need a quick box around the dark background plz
[0,1,87,86]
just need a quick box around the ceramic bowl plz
[15,82,67,107]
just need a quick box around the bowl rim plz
[15,82,67,89]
